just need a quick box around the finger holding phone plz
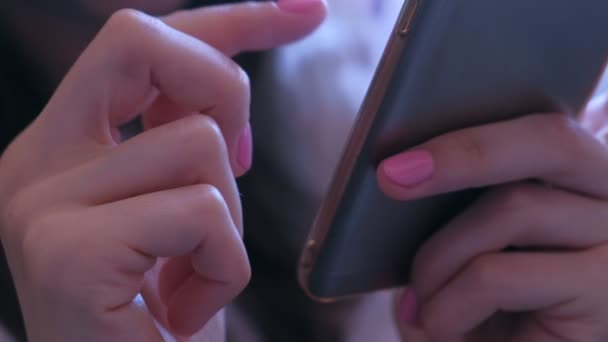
[383,97,608,341]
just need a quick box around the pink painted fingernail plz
[399,288,419,325]
[277,0,326,13]
[237,123,252,171]
[383,150,434,187]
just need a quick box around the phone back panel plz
[300,0,608,300]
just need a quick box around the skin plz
[381,99,608,341]
[0,1,327,341]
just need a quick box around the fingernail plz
[383,150,434,187]
[237,123,253,171]
[399,288,419,325]
[277,0,325,13]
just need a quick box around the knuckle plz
[492,184,536,213]
[190,184,226,214]
[224,62,250,96]
[105,10,143,40]
[185,184,229,229]
[225,65,251,122]
[183,115,226,155]
[179,184,226,241]
[106,9,157,35]
[486,184,542,240]
[104,9,165,57]
[174,116,227,180]
[100,9,170,84]
[539,113,582,140]
[465,254,500,288]
[234,66,251,99]
[449,132,488,168]
[534,114,588,166]
[431,129,492,168]
[189,184,250,290]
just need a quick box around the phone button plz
[399,0,420,37]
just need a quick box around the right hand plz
[380,109,608,341]
[0,1,326,341]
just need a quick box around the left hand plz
[0,2,327,342]
[377,102,608,341]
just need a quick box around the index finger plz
[42,1,327,159]
[377,113,608,200]
[163,1,328,56]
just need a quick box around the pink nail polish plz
[237,123,253,171]
[399,289,418,325]
[383,150,434,187]
[277,0,325,13]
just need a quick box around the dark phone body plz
[299,0,608,301]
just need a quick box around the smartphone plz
[298,0,608,302]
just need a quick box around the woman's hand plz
[378,97,608,341]
[0,1,326,341]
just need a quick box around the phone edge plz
[297,0,425,303]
